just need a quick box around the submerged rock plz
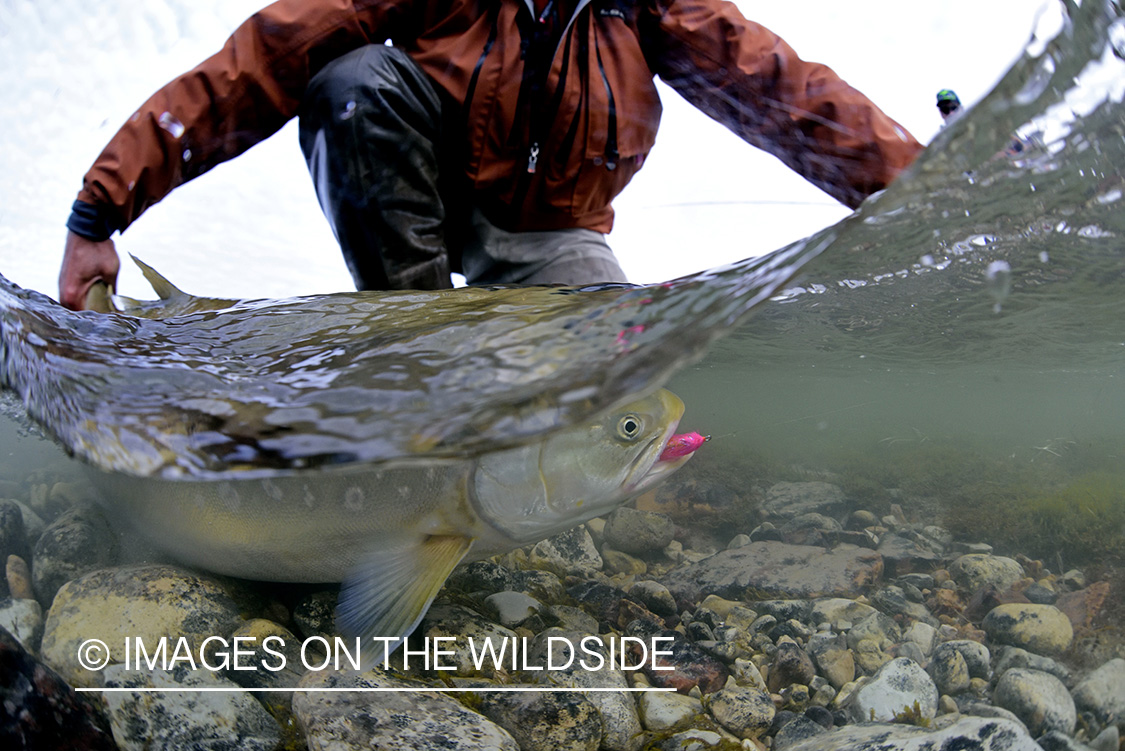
[783,716,1041,751]
[293,669,519,750]
[603,507,675,555]
[0,597,43,653]
[39,564,244,687]
[705,685,775,739]
[993,667,1076,736]
[948,554,1024,594]
[660,541,883,603]
[31,505,117,607]
[761,482,846,520]
[1071,658,1125,726]
[101,665,281,751]
[478,690,602,751]
[981,603,1074,656]
[846,658,938,723]
[0,625,116,751]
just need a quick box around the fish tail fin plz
[83,280,117,313]
[336,534,473,664]
[129,255,188,301]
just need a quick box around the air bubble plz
[985,260,1012,314]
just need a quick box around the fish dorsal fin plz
[129,254,186,300]
[336,534,473,659]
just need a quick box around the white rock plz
[638,690,702,731]
[847,658,938,723]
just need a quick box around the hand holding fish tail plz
[59,231,120,311]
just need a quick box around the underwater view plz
[2,1,1125,751]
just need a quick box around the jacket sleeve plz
[69,0,409,240]
[643,0,922,209]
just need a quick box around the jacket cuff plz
[66,200,119,242]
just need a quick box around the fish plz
[4,258,704,648]
[93,386,697,649]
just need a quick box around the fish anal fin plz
[336,534,473,662]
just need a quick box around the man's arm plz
[61,0,410,309]
[645,0,922,208]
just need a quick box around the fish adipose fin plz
[336,534,473,658]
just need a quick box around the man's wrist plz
[66,200,119,242]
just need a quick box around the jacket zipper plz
[461,3,501,125]
[593,29,618,171]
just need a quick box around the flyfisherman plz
[59,0,923,309]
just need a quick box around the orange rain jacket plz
[69,0,923,241]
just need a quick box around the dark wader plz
[298,45,627,290]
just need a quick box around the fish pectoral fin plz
[129,254,187,300]
[336,534,473,657]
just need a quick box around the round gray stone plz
[994,668,1076,736]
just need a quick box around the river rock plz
[101,664,281,751]
[783,716,1041,751]
[418,603,518,677]
[846,658,938,723]
[31,505,117,606]
[0,625,116,750]
[603,507,675,555]
[993,668,1076,736]
[661,541,882,603]
[293,669,519,750]
[902,621,938,656]
[877,533,941,576]
[39,564,244,687]
[638,690,703,731]
[483,591,542,628]
[705,686,775,739]
[447,561,564,602]
[810,642,855,690]
[0,500,29,596]
[1071,657,1125,725]
[928,646,969,695]
[629,580,678,616]
[981,603,1073,655]
[291,589,337,640]
[934,640,991,680]
[524,629,643,751]
[478,690,602,751]
[761,482,846,520]
[994,646,1070,684]
[655,729,725,751]
[6,555,34,600]
[769,640,816,692]
[774,714,829,749]
[948,554,1024,594]
[0,596,43,653]
[642,629,729,694]
[528,526,603,575]
[810,597,877,630]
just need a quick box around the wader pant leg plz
[298,45,453,290]
[460,209,629,286]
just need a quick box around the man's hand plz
[59,231,120,310]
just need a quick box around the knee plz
[300,45,440,135]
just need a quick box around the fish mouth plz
[627,409,703,492]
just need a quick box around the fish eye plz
[616,414,643,440]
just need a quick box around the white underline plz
[77,686,676,693]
